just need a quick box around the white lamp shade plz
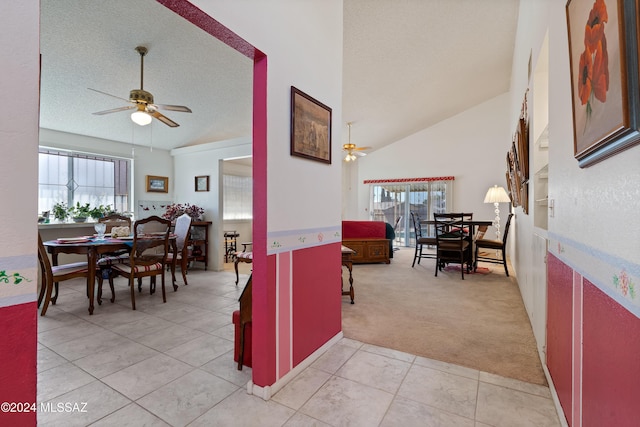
[131,110,152,126]
[484,185,510,203]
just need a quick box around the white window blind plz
[223,174,253,220]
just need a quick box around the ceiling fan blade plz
[92,105,136,115]
[154,103,192,113]
[354,146,371,151]
[88,88,131,103]
[354,151,367,157]
[150,110,180,127]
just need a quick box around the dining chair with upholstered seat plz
[165,213,192,287]
[37,233,89,316]
[96,213,133,302]
[475,213,514,276]
[410,212,437,267]
[434,212,472,279]
[110,216,171,310]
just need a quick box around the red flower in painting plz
[576,0,609,131]
[591,41,608,102]
[584,0,608,51]
[578,47,593,105]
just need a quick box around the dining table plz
[43,235,177,315]
[420,219,493,269]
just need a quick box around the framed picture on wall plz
[566,0,640,167]
[195,175,210,192]
[146,175,168,193]
[290,86,332,164]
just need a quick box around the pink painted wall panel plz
[0,302,37,426]
[571,272,583,427]
[292,243,342,365]
[253,254,277,387]
[546,253,573,425]
[277,254,291,377]
[582,279,640,427]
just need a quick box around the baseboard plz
[539,348,569,427]
[246,331,344,400]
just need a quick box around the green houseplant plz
[52,202,68,221]
[69,202,91,222]
[89,204,112,220]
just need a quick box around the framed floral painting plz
[566,0,640,167]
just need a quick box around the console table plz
[342,238,390,264]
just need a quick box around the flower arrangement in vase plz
[162,203,204,221]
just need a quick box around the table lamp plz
[484,185,511,240]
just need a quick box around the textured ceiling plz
[39,0,518,154]
[39,0,253,151]
[342,0,519,151]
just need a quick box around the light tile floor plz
[37,268,562,426]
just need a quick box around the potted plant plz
[69,202,91,222]
[89,204,112,220]
[52,202,68,222]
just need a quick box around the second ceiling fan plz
[343,122,370,162]
[90,46,192,128]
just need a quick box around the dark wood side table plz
[190,221,212,270]
[341,245,355,304]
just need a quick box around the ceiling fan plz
[343,122,370,162]
[89,46,192,128]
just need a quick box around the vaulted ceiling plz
[39,0,518,154]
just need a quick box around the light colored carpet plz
[341,247,547,385]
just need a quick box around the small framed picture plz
[195,175,210,192]
[146,175,168,193]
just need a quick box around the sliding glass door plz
[369,179,453,247]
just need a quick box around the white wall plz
[344,93,512,236]
[192,0,344,233]
[0,0,40,304]
[172,137,251,271]
[545,1,640,261]
[511,0,640,358]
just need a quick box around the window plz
[38,148,130,214]
[223,174,252,220]
[368,178,454,247]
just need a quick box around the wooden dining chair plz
[37,234,89,316]
[410,212,437,267]
[434,212,472,279]
[111,216,171,310]
[165,213,192,287]
[94,214,133,304]
[98,213,131,233]
[475,213,514,276]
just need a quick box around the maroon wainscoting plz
[582,279,640,426]
[546,253,573,425]
[252,254,277,387]
[0,302,37,426]
[292,243,342,366]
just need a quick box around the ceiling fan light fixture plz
[131,110,152,126]
[345,152,357,162]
